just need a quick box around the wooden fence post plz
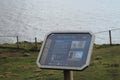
[109,30,112,45]
[16,36,19,48]
[35,37,38,50]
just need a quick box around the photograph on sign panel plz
[71,41,86,49]
[68,51,83,61]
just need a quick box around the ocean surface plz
[0,0,120,44]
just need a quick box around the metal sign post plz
[64,70,73,80]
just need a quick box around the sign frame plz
[36,31,95,70]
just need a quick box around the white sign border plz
[36,31,95,70]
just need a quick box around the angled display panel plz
[37,32,94,70]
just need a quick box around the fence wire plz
[0,28,120,45]
[95,28,120,44]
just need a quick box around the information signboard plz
[37,32,94,70]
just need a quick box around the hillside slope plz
[0,44,120,80]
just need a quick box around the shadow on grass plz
[94,44,120,49]
[0,46,28,52]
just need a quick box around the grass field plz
[0,43,120,80]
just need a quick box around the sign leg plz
[64,70,74,80]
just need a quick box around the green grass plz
[0,43,120,80]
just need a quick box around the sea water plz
[0,0,120,44]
